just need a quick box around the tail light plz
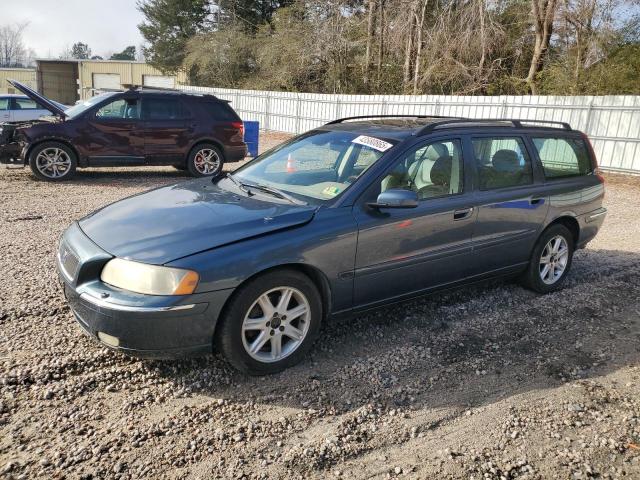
[230,121,244,139]
[581,132,604,183]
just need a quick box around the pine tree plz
[137,0,212,73]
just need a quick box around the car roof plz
[321,116,577,141]
[1,94,29,98]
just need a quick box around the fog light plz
[97,331,120,347]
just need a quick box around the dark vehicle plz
[57,116,606,374]
[0,80,246,181]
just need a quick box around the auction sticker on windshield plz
[352,135,393,152]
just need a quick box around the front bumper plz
[58,222,233,358]
[0,143,22,164]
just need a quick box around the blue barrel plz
[244,121,259,157]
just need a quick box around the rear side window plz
[0,98,8,110]
[531,137,592,178]
[472,137,533,190]
[208,101,240,121]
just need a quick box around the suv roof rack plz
[325,114,464,125]
[416,118,572,135]
[121,84,223,101]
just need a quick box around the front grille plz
[58,240,80,281]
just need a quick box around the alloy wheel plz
[539,235,569,285]
[35,148,71,179]
[193,148,220,175]
[241,287,311,363]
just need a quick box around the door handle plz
[453,207,474,220]
[530,197,544,205]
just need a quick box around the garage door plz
[143,75,175,89]
[93,73,121,91]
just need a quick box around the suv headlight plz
[101,258,199,296]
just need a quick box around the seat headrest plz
[430,155,452,186]
[492,150,520,172]
[426,143,449,162]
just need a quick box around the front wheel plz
[215,270,322,375]
[187,143,224,178]
[521,224,575,293]
[28,142,77,181]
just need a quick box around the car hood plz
[78,178,317,264]
[7,79,67,118]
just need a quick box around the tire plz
[215,270,322,375]
[521,224,575,293]
[186,143,224,178]
[28,142,77,181]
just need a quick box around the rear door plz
[0,97,9,122]
[353,136,477,307]
[141,95,190,164]
[467,134,549,273]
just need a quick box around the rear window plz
[531,137,592,178]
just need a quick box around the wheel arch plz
[25,138,80,166]
[213,263,332,338]
[186,139,226,163]
[545,215,580,247]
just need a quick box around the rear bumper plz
[577,207,607,249]
[224,144,248,163]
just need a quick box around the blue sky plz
[3,0,145,58]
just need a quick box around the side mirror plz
[367,189,419,209]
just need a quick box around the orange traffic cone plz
[286,154,296,173]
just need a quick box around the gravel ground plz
[1,132,639,479]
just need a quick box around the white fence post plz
[264,93,271,131]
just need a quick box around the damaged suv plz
[0,80,246,181]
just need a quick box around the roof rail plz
[416,118,572,135]
[326,114,464,125]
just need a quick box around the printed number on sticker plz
[352,135,393,152]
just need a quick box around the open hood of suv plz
[7,79,67,118]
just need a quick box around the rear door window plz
[531,137,592,178]
[142,97,186,120]
[472,137,533,190]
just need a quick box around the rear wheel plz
[28,142,77,181]
[187,143,224,178]
[216,270,322,375]
[521,224,574,293]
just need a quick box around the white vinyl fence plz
[180,85,640,174]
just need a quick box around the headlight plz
[100,258,199,296]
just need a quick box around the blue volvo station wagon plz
[57,116,606,374]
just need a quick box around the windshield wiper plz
[245,183,307,205]
[224,173,253,196]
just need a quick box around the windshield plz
[64,92,119,119]
[231,130,395,204]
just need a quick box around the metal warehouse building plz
[0,68,37,94]
[1,60,187,105]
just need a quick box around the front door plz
[81,96,144,164]
[353,137,477,307]
[141,96,189,164]
[468,135,549,272]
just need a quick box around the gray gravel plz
[1,134,639,479]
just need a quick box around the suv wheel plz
[216,270,322,375]
[521,224,574,293]
[28,142,77,181]
[187,144,224,177]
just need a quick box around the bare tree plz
[0,22,29,67]
[526,0,560,93]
